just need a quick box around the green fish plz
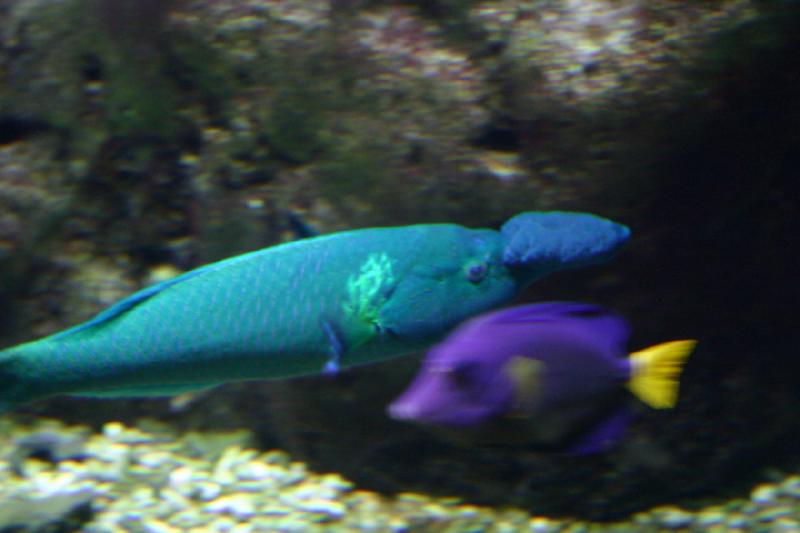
[0,211,629,413]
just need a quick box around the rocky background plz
[0,0,798,522]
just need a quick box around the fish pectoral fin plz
[321,319,346,375]
[505,355,543,415]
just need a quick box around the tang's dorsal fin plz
[487,302,606,324]
[484,302,631,358]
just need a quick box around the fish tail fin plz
[627,340,697,409]
[0,347,26,415]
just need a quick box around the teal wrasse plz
[0,211,629,413]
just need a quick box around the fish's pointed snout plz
[500,211,631,274]
[387,400,420,422]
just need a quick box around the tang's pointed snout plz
[387,399,421,421]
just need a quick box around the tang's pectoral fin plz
[505,355,544,415]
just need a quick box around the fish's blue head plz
[501,211,630,286]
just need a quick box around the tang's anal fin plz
[321,320,345,375]
[568,406,632,455]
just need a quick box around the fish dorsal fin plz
[48,226,348,342]
[48,269,206,341]
[49,248,273,341]
[487,302,631,357]
[488,301,605,324]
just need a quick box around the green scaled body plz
[0,211,630,412]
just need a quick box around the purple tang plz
[388,302,696,454]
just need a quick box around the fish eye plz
[449,361,480,388]
[465,261,488,283]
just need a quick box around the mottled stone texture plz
[0,0,798,520]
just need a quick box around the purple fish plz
[388,302,696,453]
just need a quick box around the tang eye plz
[448,361,480,389]
[465,261,488,283]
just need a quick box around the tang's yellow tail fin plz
[627,340,697,409]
